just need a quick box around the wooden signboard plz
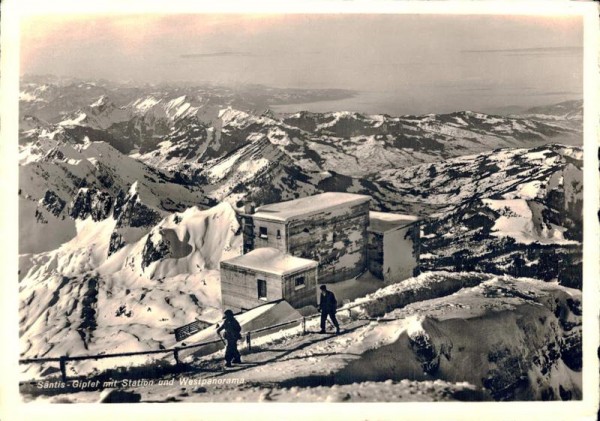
[174,319,210,342]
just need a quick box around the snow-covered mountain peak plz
[90,95,110,109]
[57,96,128,131]
[218,107,278,129]
[164,95,199,120]
[58,112,88,127]
[131,96,162,114]
[128,180,140,197]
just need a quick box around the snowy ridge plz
[18,138,207,254]
[135,120,213,170]
[131,96,162,114]
[370,144,583,287]
[483,199,577,245]
[519,100,582,124]
[58,96,129,130]
[19,202,243,379]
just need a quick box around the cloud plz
[461,46,582,55]
[180,52,254,59]
[526,91,582,96]
[476,90,581,98]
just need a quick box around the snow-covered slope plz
[21,125,581,285]
[58,95,129,130]
[21,272,581,403]
[19,202,243,379]
[517,100,583,131]
[194,272,581,402]
[186,141,583,287]
[18,137,210,254]
[275,109,581,177]
[398,145,584,288]
[338,273,582,401]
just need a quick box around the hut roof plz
[368,211,421,233]
[221,247,318,276]
[252,192,370,222]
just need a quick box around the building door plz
[257,279,267,300]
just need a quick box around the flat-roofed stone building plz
[367,211,421,282]
[243,192,371,284]
[220,247,318,312]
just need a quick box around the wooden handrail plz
[19,301,368,381]
[20,302,365,364]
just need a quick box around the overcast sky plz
[21,14,583,114]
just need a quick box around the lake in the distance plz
[270,90,426,117]
[270,89,582,117]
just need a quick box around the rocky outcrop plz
[334,276,582,401]
[70,188,113,221]
[108,232,125,257]
[77,274,99,349]
[114,186,162,229]
[141,231,171,270]
[41,190,66,217]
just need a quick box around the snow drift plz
[193,272,581,402]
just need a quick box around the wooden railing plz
[19,302,365,383]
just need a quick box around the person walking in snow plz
[217,309,242,367]
[318,285,340,334]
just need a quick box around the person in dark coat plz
[217,309,242,367]
[318,285,340,334]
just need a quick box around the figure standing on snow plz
[318,285,340,334]
[217,309,242,367]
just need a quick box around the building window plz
[276,229,281,239]
[257,279,267,300]
[259,226,268,239]
[294,276,305,290]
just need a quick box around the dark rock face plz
[141,232,170,269]
[69,188,113,221]
[559,328,582,372]
[120,116,171,154]
[108,232,125,257]
[77,274,99,348]
[41,190,66,217]
[409,332,439,375]
[115,304,132,318]
[483,346,529,400]
[62,125,135,154]
[114,191,162,229]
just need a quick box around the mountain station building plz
[221,192,421,312]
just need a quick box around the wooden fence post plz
[246,332,251,352]
[59,356,68,383]
[173,348,180,365]
[302,317,306,335]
